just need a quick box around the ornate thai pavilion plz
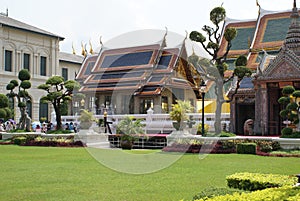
[76,35,201,115]
[219,0,300,135]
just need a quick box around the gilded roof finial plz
[89,39,94,54]
[161,27,168,47]
[99,36,103,47]
[72,42,76,55]
[81,42,87,57]
[256,0,261,15]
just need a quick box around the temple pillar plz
[229,97,236,133]
[254,83,268,135]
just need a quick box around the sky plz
[0,0,297,57]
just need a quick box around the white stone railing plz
[61,112,230,134]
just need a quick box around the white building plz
[0,11,83,122]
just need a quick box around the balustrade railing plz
[61,112,230,134]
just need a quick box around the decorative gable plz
[262,49,300,79]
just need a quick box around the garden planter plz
[120,140,133,150]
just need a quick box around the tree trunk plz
[54,106,62,130]
[214,79,225,135]
[18,107,26,130]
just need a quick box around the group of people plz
[34,121,78,133]
[0,121,15,132]
[64,122,78,133]
[34,122,54,133]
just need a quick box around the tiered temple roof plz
[218,4,300,71]
[76,38,200,97]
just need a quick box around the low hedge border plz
[226,172,297,191]
[194,186,300,201]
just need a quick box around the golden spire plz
[99,36,103,47]
[89,39,94,54]
[72,42,76,55]
[256,0,261,15]
[81,42,87,57]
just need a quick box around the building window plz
[39,102,48,122]
[140,98,153,114]
[121,95,134,114]
[23,53,30,70]
[40,56,47,76]
[5,50,12,72]
[105,96,111,107]
[162,96,169,113]
[172,88,184,104]
[62,68,68,81]
[89,97,95,110]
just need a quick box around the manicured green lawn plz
[0,145,299,201]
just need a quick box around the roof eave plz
[2,24,65,40]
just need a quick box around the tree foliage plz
[6,69,32,131]
[0,94,12,119]
[189,6,252,134]
[38,76,80,130]
[278,85,300,131]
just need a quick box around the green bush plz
[192,187,240,200]
[281,127,294,136]
[13,136,27,145]
[194,186,300,201]
[257,140,281,152]
[226,172,297,191]
[281,131,300,138]
[46,129,73,134]
[236,143,256,154]
[219,132,236,137]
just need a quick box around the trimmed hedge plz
[194,186,300,201]
[192,187,240,200]
[236,143,256,154]
[226,172,297,191]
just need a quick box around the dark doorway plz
[236,104,255,134]
[268,87,282,135]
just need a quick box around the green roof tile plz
[263,18,290,42]
[231,27,255,50]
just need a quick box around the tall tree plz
[190,6,252,134]
[38,76,80,130]
[6,69,32,131]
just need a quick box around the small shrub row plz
[162,140,236,154]
[46,129,74,134]
[281,131,300,138]
[10,135,84,147]
[194,186,300,201]
[256,150,300,158]
[192,187,241,200]
[163,139,280,154]
[226,172,297,191]
[236,143,256,154]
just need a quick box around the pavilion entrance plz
[235,103,255,134]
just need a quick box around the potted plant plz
[169,100,193,130]
[78,109,94,129]
[116,116,145,149]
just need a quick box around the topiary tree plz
[189,6,252,134]
[38,76,80,130]
[6,69,32,131]
[0,94,12,121]
[278,85,300,133]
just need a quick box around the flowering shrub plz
[226,172,297,191]
[194,186,300,201]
